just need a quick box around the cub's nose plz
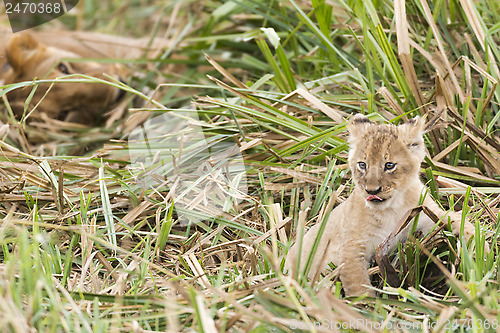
[366,187,382,195]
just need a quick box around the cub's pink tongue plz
[366,195,383,202]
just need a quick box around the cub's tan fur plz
[285,114,475,297]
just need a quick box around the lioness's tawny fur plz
[0,31,126,124]
[285,114,475,297]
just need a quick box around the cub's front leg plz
[285,221,335,280]
[339,241,374,297]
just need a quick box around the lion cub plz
[286,114,475,297]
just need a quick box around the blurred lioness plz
[0,29,129,124]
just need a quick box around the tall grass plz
[0,0,499,331]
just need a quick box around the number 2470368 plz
[5,2,62,14]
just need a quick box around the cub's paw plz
[343,284,376,298]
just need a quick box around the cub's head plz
[347,114,425,209]
[3,32,125,124]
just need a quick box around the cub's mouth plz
[366,195,386,203]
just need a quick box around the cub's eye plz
[357,162,366,170]
[57,63,70,74]
[384,162,396,170]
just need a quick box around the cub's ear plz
[398,116,425,157]
[347,114,372,143]
[6,32,41,71]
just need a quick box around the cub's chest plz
[363,209,408,250]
